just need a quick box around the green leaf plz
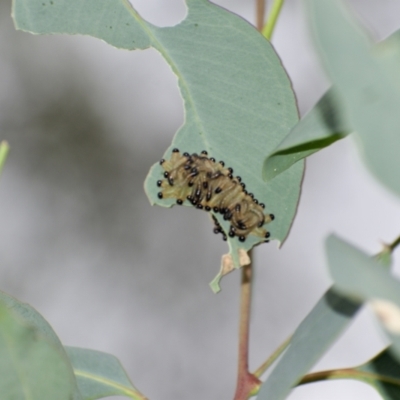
[256,288,361,400]
[12,0,151,50]
[0,291,81,399]
[66,347,146,400]
[325,235,400,305]
[263,89,350,181]
[13,0,304,291]
[356,349,400,400]
[325,235,400,361]
[0,302,75,400]
[307,0,400,197]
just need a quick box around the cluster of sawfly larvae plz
[156,149,274,243]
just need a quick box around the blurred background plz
[0,0,400,399]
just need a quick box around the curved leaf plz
[256,287,361,400]
[66,347,146,400]
[325,235,400,361]
[325,235,400,306]
[12,0,151,50]
[263,88,350,181]
[0,291,81,399]
[308,0,400,197]
[0,303,74,400]
[13,0,304,290]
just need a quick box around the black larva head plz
[260,203,265,209]
[183,152,190,157]
[164,171,169,178]
[158,192,163,199]
[240,182,246,189]
[210,157,216,162]
[201,150,208,155]
[228,167,233,173]
[236,176,242,182]
[239,236,246,242]
[265,232,270,238]
[172,148,179,153]
[157,180,162,187]
[219,160,225,166]
[176,199,183,205]
[269,214,275,220]
[160,159,165,165]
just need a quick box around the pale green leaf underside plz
[308,0,400,197]
[0,291,81,400]
[325,235,400,361]
[0,302,74,400]
[263,88,350,181]
[66,347,144,400]
[325,235,400,308]
[13,0,303,290]
[257,287,361,400]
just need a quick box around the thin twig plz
[256,0,266,32]
[253,335,292,378]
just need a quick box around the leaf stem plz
[256,0,266,32]
[233,256,261,400]
[298,367,400,387]
[253,335,292,378]
[387,235,400,252]
[262,0,285,40]
[0,141,10,176]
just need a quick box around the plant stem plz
[256,0,266,32]
[253,335,292,378]
[299,367,400,387]
[0,141,10,176]
[233,256,261,400]
[387,235,400,252]
[262,0,285,40]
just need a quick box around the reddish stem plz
[233,261,261,400]
[256,0,266,31]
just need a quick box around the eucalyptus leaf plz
[256,287,361,400]
[326,235,400,361]
[307,0,400,197]
[325,235,400,305]
[13,0,304,291]
[263,88,350,181]
[66,347,146,400]
[0,303,74,400]
[0,291,81,399]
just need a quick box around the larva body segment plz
[157,149,273,243]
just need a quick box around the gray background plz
[0,0,400,399]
